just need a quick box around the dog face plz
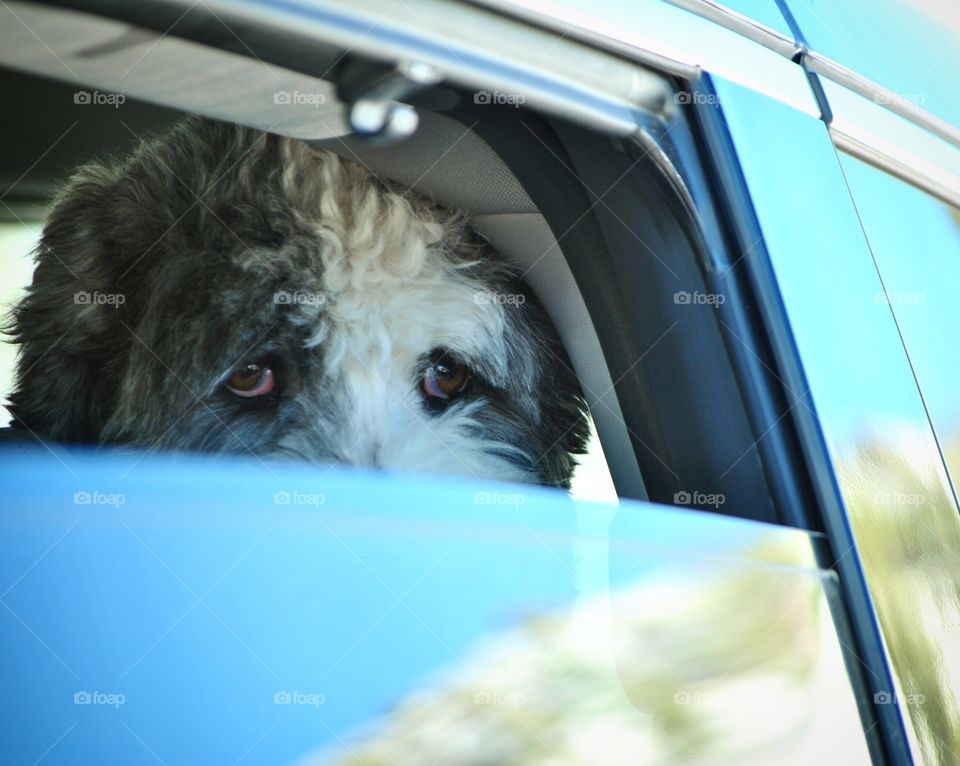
[6,118,589,487]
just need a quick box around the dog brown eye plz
[225,363,275,397]
[422,356,470,400]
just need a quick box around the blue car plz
[0,1,958,763]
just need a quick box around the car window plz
[0,446,870,766]
[839,153,960,491]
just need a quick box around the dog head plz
[6,118,590,487]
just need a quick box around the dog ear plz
[4,160,132,442]
[500,281,591,488]
[536,353,591,489]
[5,117,284,443]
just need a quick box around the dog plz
[5,118,589,487]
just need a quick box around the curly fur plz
[5,117,589,487]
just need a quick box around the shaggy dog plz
[6,118,589,487]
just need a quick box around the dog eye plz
[225,363,276,397]
[422,353,471,401]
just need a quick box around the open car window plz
[0,0,814,524]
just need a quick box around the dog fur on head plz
[6,117,590,487]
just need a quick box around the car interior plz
[0,0,821,527]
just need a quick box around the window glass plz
[840,153,960,487]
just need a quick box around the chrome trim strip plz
[476,0,960,156]
[807,52,960,150]
[463,0,698,79]
[818,78,960,212]
[651,0,960,150]
[463,0,819,117]
[664,0,798,59]
[832,130,960,212]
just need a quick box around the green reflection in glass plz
[838,153,960,763]
[839,432,960,764]
[303,537,869,765]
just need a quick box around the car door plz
[0,0,925,764]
